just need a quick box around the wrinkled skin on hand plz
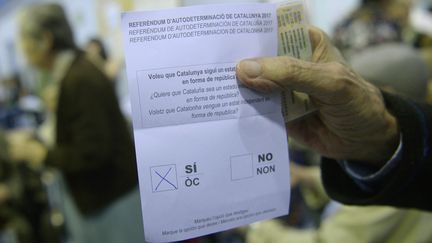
[236,27,399,167]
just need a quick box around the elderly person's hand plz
[236,27,399,168]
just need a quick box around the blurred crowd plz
[0,0,432,243]
[0,3,140,243]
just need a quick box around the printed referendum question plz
[140,63,271,122]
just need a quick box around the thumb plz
[236,57,349,103]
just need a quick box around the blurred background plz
[0,0,432,243]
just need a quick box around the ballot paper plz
[121,2,308,242]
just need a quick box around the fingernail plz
[239,60,262,78]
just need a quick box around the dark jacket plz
[45,52,138,216]
[321,91,432,211]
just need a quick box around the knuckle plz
[286,60,303,79]
[285,58,312,83]
[321,62,361,103]
[329,62,355,92]
[329,62,348,79]
[262,56,299,85]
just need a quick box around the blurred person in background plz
[333,0,414,58]
[8,3,144,243]
[84,37,132,120]
[85,37,124,82]
[84,38,109,79]
[245,41,432,243]
[85,38,108,68]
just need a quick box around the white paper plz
[122,3,290,242]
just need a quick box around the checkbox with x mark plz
[150,164,178,193]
